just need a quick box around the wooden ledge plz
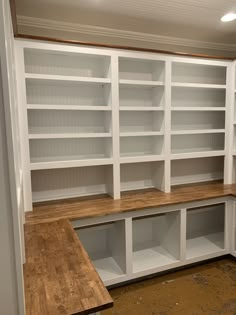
[24,220,113,315]
[26,182,236,225]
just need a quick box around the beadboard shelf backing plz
[171,86,226,108]
[171,157,224,186]
[75,221,126,283]
[28,109,112,135]
[119,57,165,82]
[132,211,180,273]
[119,85,164,108]
[29,138,113,163]
[171,111,225,131]
[186,203,225,260]
[26,80,111,107]
[172,62,227,85]
[120,161,165,192]
[31,165,114,202]
[120,111,164,133]
[24,48,111,79]
[120,136,164,158]
[171,133,225,154]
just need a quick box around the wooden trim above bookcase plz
[15,33,235,61]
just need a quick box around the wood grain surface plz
[15,34,234,61]
[26,182,236,225]
[24,220,113,315]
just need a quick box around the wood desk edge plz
[24,219,113,315]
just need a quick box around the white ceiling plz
[15,0,236,44]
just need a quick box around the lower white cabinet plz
[75,199,231,287]
[75,221,126,282]
[186,203,225,260]
[132,211,181,273]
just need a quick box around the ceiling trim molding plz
[17,15,236,52]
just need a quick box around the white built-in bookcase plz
[15,40,234,212]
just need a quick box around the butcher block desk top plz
[24,220,113,315]
[24,182,236,315]
[26,182,236,225]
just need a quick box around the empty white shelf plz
[120,155,165,164]
[171,129,225,135]
[133,247,178,274]
[28,133,112,139]
[120,132,164,137]
[171,107,226,111]
[27,105,112,111]
[25,73,111,84]
[172,83,226,89]
[119,79,164,86]
[30,158,113,170]
[93,257,125,282]
[186,232,225,260]
[132,211,180,273]
[119,107,164,111]
[171,151,225,160]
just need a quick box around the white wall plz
[0,0,25,314]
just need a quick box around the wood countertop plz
[26,182,236,225]
[24,182,236,315]
[24,220,113,315]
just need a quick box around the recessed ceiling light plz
[221,12,236,22]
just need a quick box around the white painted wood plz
[31,165,114,202]
[171,157,224,186]
[75,221,126,283]
[24,48,111,78]
[224,65,234,184]
[232,202,236,257]
[0,0,25,312]
[120,161,165,192]
[171,87,226,108]
[171,133,225,154]
[186,204,225,260]
[171,111,225,131]
[132,211,181,273]
[110,55,120,199]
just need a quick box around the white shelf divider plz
[27,105,112,111]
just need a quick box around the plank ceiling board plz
[15,0,236,44]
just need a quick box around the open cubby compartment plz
[171,111,225,131]
[172,62,226,85]
[75,220,126,282]
[119,57,165,82]
[171,86,226,108]
[120,161,165,192]
[24,48,111,78]
[31,164,114,202]
[119,85,164,108]
[132,211,181,273]
[120,111,164,133]
[28,109,112,135]
[186,203,225,259]
[171,156,224,186]
[171,133,225,154]
[26,79,111,107]
[120,136,164,157]
[29,138,112,163]
[232,156,236,183]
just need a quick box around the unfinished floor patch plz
[102,258,236,315]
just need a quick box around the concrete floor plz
[102,257,236,315]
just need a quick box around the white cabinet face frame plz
[15,40,233,211]
[73,197,232,286]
